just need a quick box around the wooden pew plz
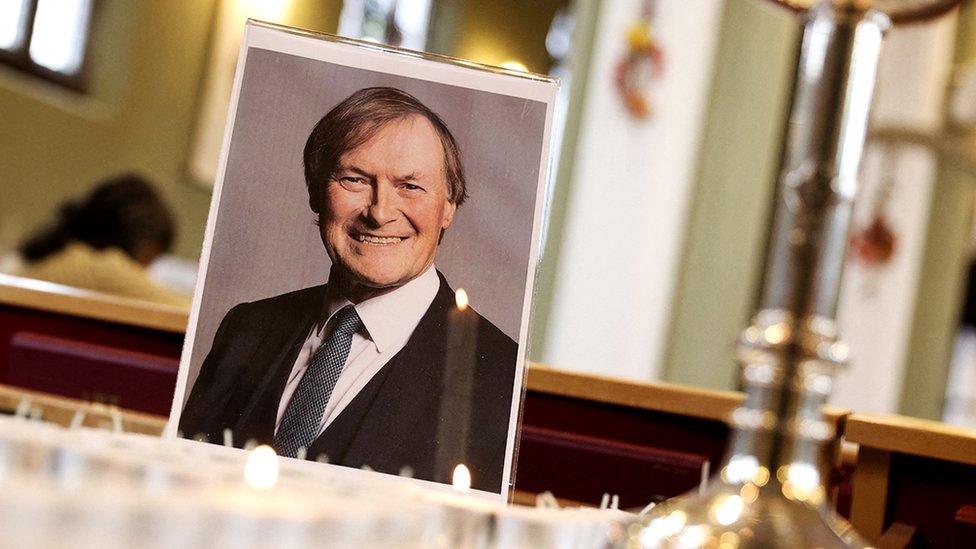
[512,366,739,508]
[515,366,850,509]
[0,273,852,511]
[0,274,185,414]
[847,413,976,547]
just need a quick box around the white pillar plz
[542,0,724,380]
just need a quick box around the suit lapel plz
[304,355,396,463]
[233,285,327,445]
[305,275,454,472]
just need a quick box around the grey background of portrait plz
[183,47,548,398]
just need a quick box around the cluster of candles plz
[0,411,630,548]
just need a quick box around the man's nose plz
[365,183,397,226]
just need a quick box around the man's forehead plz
[359,114,437,143]
[338,116,446,171]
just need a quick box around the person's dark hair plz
[19,173,176,264]
[303,87,467,210]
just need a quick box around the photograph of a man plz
[178,87,518,492]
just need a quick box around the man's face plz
[318,115,457,294]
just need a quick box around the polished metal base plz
[623,477,868,548]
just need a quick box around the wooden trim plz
[526,364,850,426]
[845,413,976,466]
[0,273,188,333]
[526,363,743,422]
[850,446,892,545]
[0,383,167,435]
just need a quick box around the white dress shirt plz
[274,266,440,436]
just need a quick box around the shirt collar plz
[321,266,439,353]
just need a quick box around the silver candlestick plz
[620,0,940,546]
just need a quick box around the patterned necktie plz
[274,305,362,458]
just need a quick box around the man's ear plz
[437,200,457,244]
[441,199,457,229]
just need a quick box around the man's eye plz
[400,182,424,192]
[336,176,368,188]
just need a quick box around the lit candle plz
[244,445,279,490]
[452,464,472,491]
[435,288,478,485]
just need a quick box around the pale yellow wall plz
[0,1,218,259]
[444,0,567,73]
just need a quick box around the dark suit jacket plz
[179,271,518,492]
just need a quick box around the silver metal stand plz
[624,1,897,546]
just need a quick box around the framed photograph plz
[168,20,558,497]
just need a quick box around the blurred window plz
[0,0,95,91]
[338,0,433,50]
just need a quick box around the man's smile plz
[353,232,408,245]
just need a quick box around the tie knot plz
[331,305,362,337]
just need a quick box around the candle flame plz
[244,445,279,490]
[455,288,469,311]
[452,463,472,491]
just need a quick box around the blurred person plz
[12,173,191,308]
